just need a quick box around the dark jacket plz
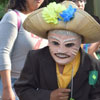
[14,46,100,100]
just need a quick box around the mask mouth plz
[55,53,70,59]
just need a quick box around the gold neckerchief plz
[56,51,80,88]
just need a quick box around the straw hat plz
[23,1,100,43]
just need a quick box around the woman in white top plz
[0,0,48,100]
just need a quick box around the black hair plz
[7,0,27,11]
[7,0,65,11]
[92,15,100,24]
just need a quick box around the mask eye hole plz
[65,43,75,48]
[52,41,59,46]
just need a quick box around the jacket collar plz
[40,46,58,90]
[72,48,91,95]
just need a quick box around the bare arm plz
[0,11,18,100]
[0,70,15,100]
[88,41,100,59]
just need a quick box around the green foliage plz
[0,0,8,20]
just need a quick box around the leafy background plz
[0,0,8,20]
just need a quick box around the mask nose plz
[57,46,66,53]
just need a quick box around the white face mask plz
[48,31,82,65]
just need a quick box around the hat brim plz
[23,1,100,43]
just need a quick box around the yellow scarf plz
[56,52,80,88]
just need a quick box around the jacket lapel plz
[40,47,58,90]
[72,49,91,95]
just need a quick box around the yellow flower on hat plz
[42,2,66,24]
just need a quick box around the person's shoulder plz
[81,49,100,69]
[1,9,18,23]
[86,52,100,70]
[89,54,100,65]
[28,46,49,57]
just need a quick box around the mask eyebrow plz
[64,37,81,43]
[49,36,60,41]
[63,38,77,43]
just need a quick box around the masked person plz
[14,1,100,100]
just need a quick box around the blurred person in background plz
[0,0,48,100]
[68,0,86,10]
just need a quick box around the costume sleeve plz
[0,10,18,71]
[89,65,100,100]
[14,51,52,100]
